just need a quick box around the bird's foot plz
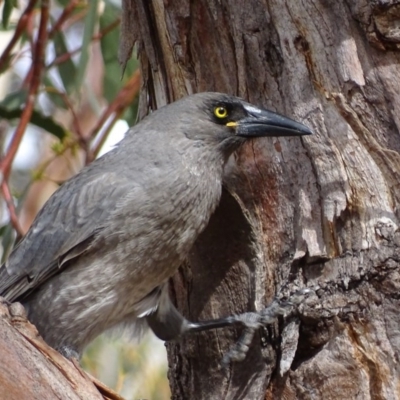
[150,284,315,367]
[220,287,315,366]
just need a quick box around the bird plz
[0,92,312,359]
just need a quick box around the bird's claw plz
[221,287,315,366]
[222,326,255,367]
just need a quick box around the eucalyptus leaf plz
[100,2,120,102]
[2,0,17,29]
[75,0,98,91]
[0,224,15,264]
[0,90,27,110]
[52,31,77,94]
[0,104,67,140]
[100,2,138,107]
[122,96,139,127]
[42,76,68,109]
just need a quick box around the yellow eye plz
[214,106,228,119]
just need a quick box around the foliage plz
[0,1,169,398]
[0,0,140,250]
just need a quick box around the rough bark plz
[121,0,400,399]
[0,299,120,400]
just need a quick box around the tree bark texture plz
[0,300,110,400]
[121,0,400,399]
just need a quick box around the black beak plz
[234,103,313,137]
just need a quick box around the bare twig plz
[44,87,87,148]
[87,69,141,163]
[0,0,50,232]
[1,181,24,236]
[48,0,80,38]
[0,0,38,71]
[58,93,85,143]
[0,0,49,180]
[92,18,121,41]
[63,7,87,30]
[47,18,121,68]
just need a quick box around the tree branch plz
[87,69,141,163]
[0,0,49,180]
[0,0,38,72]
[0,0,50,232]
[0,181,24,236]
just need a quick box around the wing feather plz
[0,167,137,301]
[0,129,185,302]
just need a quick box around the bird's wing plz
[0,167,138,301]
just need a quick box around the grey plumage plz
[0,92,311,358]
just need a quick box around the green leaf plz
[2,0,17,29]
[0,225,8,239]
[0,53,12,74]
[122,95,139,127]
[30,111,68,140]
[99,2,120,102]
[55,0,72,6]
[0,90,27,110]
[52,31,77,94]
[0,224,15,263]
[75,0,98,91]
[0,180,33,262]
[42,76,68,109]
[100,1,138,106]
[102,60,121,103]
[0,92,68,140]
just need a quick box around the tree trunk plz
[121,0,400,399]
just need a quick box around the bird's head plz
[163,92,312,159]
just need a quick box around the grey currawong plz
[0,92,312,358]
